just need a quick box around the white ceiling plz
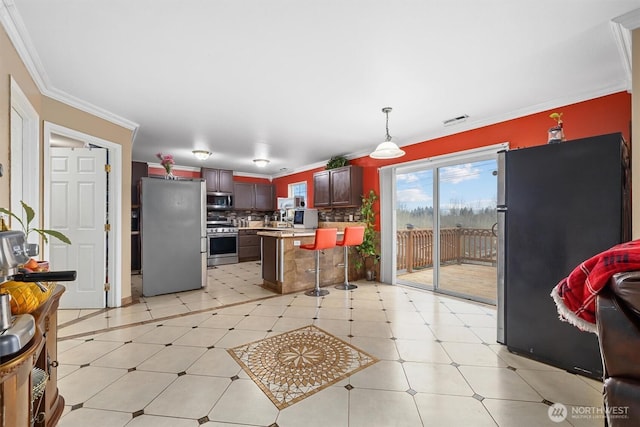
[6,0,640,176]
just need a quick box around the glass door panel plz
[395,169,435,290]
[436,160,498,303]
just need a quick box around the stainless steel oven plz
[207,223,238,266]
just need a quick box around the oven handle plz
[208,233,239,238]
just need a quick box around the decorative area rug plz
[228,325,378,409]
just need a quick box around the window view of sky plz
[396,159,498,211]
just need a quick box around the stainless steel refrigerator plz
[497,133,630,379]
[141,178,207,296]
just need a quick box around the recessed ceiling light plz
[192,150,211,160]
[253,159,270,167]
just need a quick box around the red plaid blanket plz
[550,239,640,334]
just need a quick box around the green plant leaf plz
[326,156,349,169]
[0,201,71,245]
[40,229,72,245]
[354,189,379,273]
[20,201,35,225]
[0,207,26,231]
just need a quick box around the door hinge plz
[104,223,111,232]
[104,164,111,173]
[104,283,110,291]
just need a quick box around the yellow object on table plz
[0,281,54,314]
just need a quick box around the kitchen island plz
[258,226,356,294]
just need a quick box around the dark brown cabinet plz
[313,170,331,207]
[262,235,278,284]
[255,184,274,211]
[233,182,274,211]
[203,168,234,193]
[234,182,255,210]
[131,161,147,272]
[238,229,261,262]
[313,165,362,207]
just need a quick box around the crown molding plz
[610,8,640,91]
[233,171,274,181]
[0,0,139,136]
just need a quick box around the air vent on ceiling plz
[443,114,469,127]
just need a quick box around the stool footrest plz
[305,288,330,297]
[335,283,357,290]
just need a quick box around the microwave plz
[207,194,233,210]
[293,208,318,229]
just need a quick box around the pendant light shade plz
[369,107,406,159]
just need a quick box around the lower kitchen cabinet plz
[238,229,261,262]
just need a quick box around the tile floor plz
[55,262,606,427]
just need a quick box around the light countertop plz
[256,229,343,238]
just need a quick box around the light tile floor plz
[56,262,605,427]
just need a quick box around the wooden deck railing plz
[397,227,497,272]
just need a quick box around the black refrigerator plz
[497,133,631,379]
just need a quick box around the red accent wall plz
[273,91,631,228]
[233,175,272,184]
[147,166,200,179]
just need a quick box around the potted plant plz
[0,201,71,245]
[355,189,379,280]
[0,201,71,313]
[326,155,349,170]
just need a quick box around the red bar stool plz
[334,226,365,290]
[300,228,338,297]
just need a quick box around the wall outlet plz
[293,240,301,246]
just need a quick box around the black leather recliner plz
[596,271,640,426]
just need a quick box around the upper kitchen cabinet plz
[313,171,331,207]
[313,165,363,207]
[255,183,275,211]
[234,182,274,211]
[203,168,234,193]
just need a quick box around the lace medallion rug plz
[228,325,378,409]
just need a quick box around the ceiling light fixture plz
[192,150,211,160]
[369,107,406,159]
[253,159,270,167]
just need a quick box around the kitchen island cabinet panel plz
[259,230,347,294]
[262,235,278,284]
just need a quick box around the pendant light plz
[369,107,406,159]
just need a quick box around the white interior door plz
[50,147,108,308]
[9,77,40,237]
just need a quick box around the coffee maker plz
[0,230,76,357]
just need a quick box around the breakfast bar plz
[258,228,347,294]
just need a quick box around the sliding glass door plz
[392,149,500,304]
[436,160,498,303]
